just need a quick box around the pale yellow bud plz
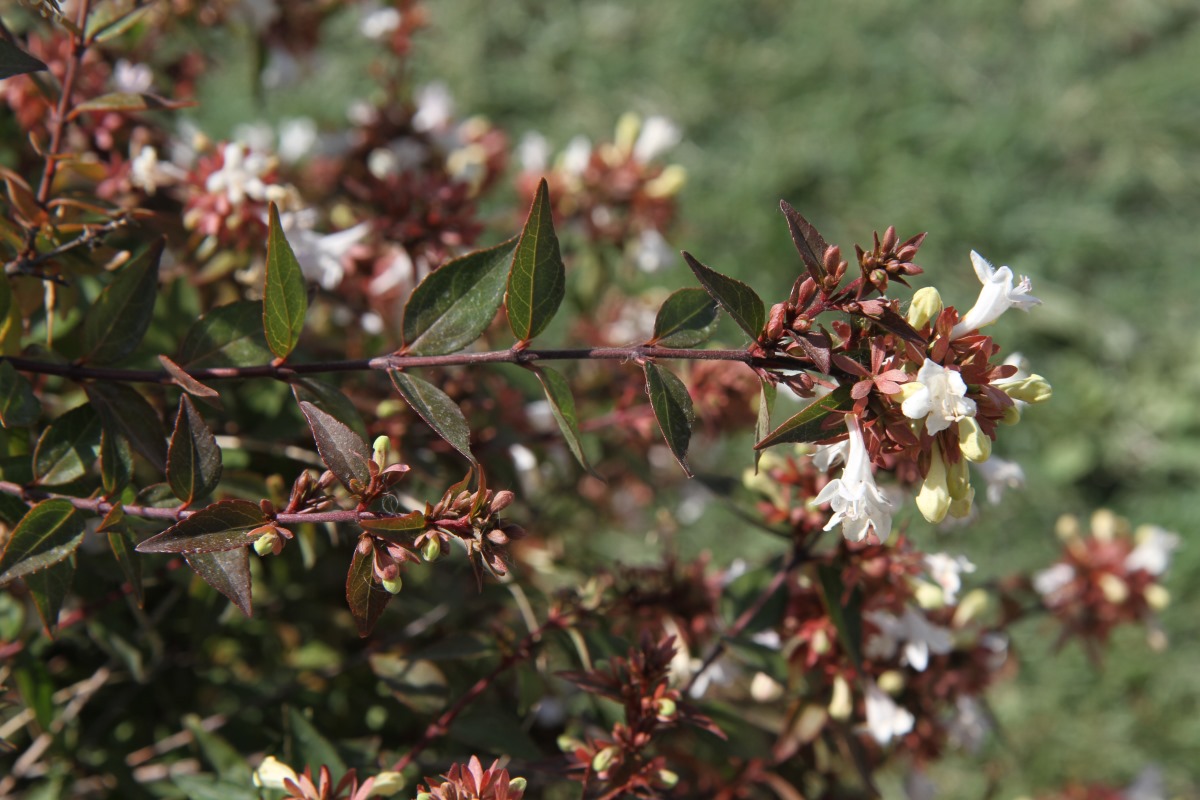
[253,530,281,557]
[253,756,299,790]
[382,576,403,595]
[947,455,971,500]
[793,705,829,745]
[952,589,990,628]
[372,435,390,469]
[750,672,784,703]
[916,445,951,524]
[1091,508,1127,541]
[657,770,679,789]
[509,777,528,793]
[906,287,944,328]
[958,417,992,462]
[948,485,974,519]
[1145,583,1170,610]
[893,381,923,404]
[1055,514,1082,542]
[644,164,687,198]
[1098,573,1129,604]
[828,675,853,720]
[370,772,406,796]
[877,670,904,694]
[914,580,946,609]
[1000,374,1052,404]
[1000,403,1022,425]
[614,112,641,157]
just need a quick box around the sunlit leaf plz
[754,385,853,450]
[185,547,252,616]
[643,361,695,477]
[530,365,596,476]
[298,401,372,494]
[80,238,163,365]
[27,556,75,634]
[649,287,720,347]
[506,178,565,342]
[0,499,84,586]
[167,395,223,505]
[86,382,167,472]
[71,92,195,117]
[136,500,268,554]
[263,202,307,360]
[158,355,221,407]
[682,251,765,341]
[178,301,271,368]
[33,404,102,486]
[389,370,476,465]
[0,360,41,428]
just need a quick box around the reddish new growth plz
[415,756,526,800]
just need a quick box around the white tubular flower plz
[864,680,914,745]
[633,115,682,163]
[412,83,454,133]
[950,250,1041,339]
[864,608,954,671]
[129,145,186,195]
[924,553,976,605]
[205,143,270,206]
[359,5,402,40]
[1125,525,1181,576]
[812,439,850,473]
[517,131,550,173]
[113,59,153,94]
[814,416,894,542]
[253,756,298,790]
[633,228,674,273]
[901,359,976,435]
[973,455,1025,504]
[289,220,370,291]
[1033,563,1076,597]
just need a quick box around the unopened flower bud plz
[1098,573,1129,604]
[416,793,433,800]
[373,435,390,469]
[1145,583,1170,610]
[490,490,515,513]
[1055,514,1082,542]
[654,697,677,720]
[998,374,1052,404]
[370,772,406,796]
[881,225,898,254]
[828,675,852,720]
[1000,403,1022,426]
[896,243,920,262]
[916,445,951,524]
[254,756,298,790]
[253,530,282,557]
[811,628,830,655]
[1091,508,1123,541]
[906,287,944,328]
[644,164,687,198]
[486,528,510,545]
[381,575,403,594]
[952,588,990,627]
[766,303,787,340]
[508,776,528,793]
[823,245,841,274]
[948,485,974,519]
[947,454,971,500]
[614,112,640,157]
[878,670,904,694]
[422,538,443,562]
[591,746,619,775]
[657,770,679,788]
[914,581,945,609]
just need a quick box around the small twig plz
[5,216,132,279]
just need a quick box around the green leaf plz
[287,706,347,778]
[817,562,863,671]
[346,534,391,637]
[298,401,372,494]
[170,775,258,800]
[754,379,777,472]
[85,382,167,472]
[80,238,163,365]
[178,301,271,368]
[0,360,41,428]
[33,405,102,486]
[649,288,720,347]
[389,370,476,465]
[643,361,695,477]
[100,429,133,497]
[369,654,449,715]
[530,366,596,476]
[291,377,365,440]
[506,178,565,342]
[183,714,253,784]
[167,395,223,505]
[682,251,765,341]
[136,500,268,554]
[27,556,75,634]
[0,275,12,328]
[101,506,143,608]
[0,499,85,586]
[0,40,48,80]
[71,92,194,116]
[359,510,425,540]
[754,385,853,450]
[403,236,519,355]
[184,548,252,616]
[263,202,308,360]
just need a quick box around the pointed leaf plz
[389,370,476,465]
[185,547,252,616]
[795,329,832,374]
[159,355,221,407]
[33,404,102,486]
[754,379,777,472]
[291,377,366,440]
[506,179,565,342]
[347,534,391,637]
[168,395,223,505]
[102,506,143,608]
[649,287,719,347]
[183,714,253,783]
[71,92,194,117]
[779,200,830,283]
[682,252,765,341]
[404,236,519,355]
[866,306,926,348]
[643,361,695,477]
[136,500,268,554]
[817,563,863,671]
[0,40,48,80]
[298,401,372,494]
[179,301,271,368]
[80,238,163,364]
[263,202,308,360]
[359,510,425,536]
[0,360,41,428]
[86,382,167,471]
[530,366,596,476]
[287,706,348,778]
[0,499,84,585]
[755,385,853,450]
[100,429,133,497]
[27,557,75,634]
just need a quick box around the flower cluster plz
[412,756,527,800]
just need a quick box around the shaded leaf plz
[0,40,47,80]
[0,499,84,586]
[649,287,720,347]
[779,200,830,283]
[0,359,41,428]
[101,506,143,608]
[170,775,259,800]
[816,563,863,671]
[27,556,75,634]
[71,92,195,117]
[80,238,163,365]
[867,306,926,348]
[86,382,167,471]
[755,385,853,450]
[643,361,695,477]
[263,202,307,360]
[184,548,252,616]
[682,251,765,341]
[346,534,391,637]
[33,404,102,486]
[291,377,365,440]
[369,654,448,715]
[403,236,519,355]
[754,379,777,472]
[506,178,565,342]
[389,370,476,464]
[168,395,223,505]
[183,714,253,784]
[359,510,425,539]
[287,706,347,778]
[530,366,596,476]
[100,429,133,497]
[794,329,833,374]
[0,275,11,330]
[298,401,371,494]
[178,301,271,368]
[136,500,268,554]
[159,355,221,407]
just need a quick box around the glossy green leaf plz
[27,556,75,634]
[754,385,853,450]
[0,499,84,586]
[817,562,863,671]
[298,401,372,494]
[80,238,163,365]
[100,429,133,498]
[167,395,223,505]
[0,40,47,80]
[403,236,519,355]
[649,288,719,347]
[754,379,777,472]
[359,510,425,537]
[643,361,695,477]
[291,377,365,440]
[178,301,271,368]
[263,202,308,360]
[346,534,391,637]
[389,370,476,465]
[86,382,167,472]
[101,506,143,608]
[33,404,102,486]
[136,500,268,554]
[287,706,348,777]
[184,547,252,616]
[682,251,765,341]
[531,366,596,476]
[506,178,565,342]
[0,359,41,428]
